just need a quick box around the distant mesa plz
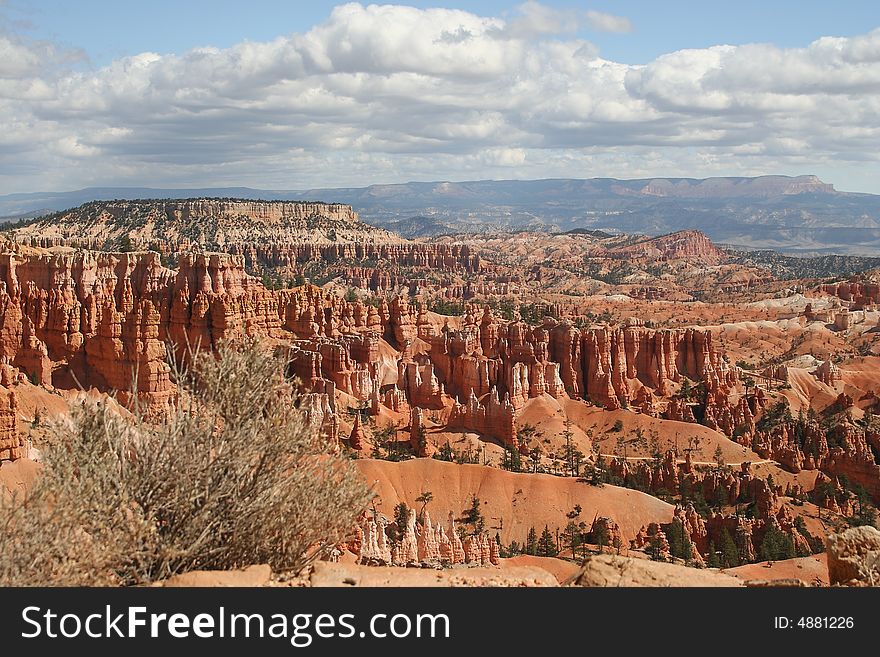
[2,174,870,254]
[637,175,835,199]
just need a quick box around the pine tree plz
[679,378,692,401]
[667,518,693,561]
[501,445,523,472]
[415,491,433,522]
[463,496,484,535]
[760,525,796,562]
[720,528,740,568]
[648,532,666,561]
[852,484,878,527]
[433,441,455,462]
[389,502,409,545]
[561,420,583,477]
[562,521,582,558]
[591,521,609,553]
[525,527,539,556]
[537,525,558,557]
[707,541,720,568]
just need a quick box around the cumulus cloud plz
[0,2,879,193]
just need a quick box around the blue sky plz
[9,1,880,67]
[2,1,880,194]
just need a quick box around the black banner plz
[0,587,873,653]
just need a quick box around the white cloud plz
[499,1,582,38]
[585,10,633,34]
[0,3,879,194]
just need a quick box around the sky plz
[2,1,880,194]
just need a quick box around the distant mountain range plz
[3,175,880,255]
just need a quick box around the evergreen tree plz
[648,533,666,561]
[525,527,539,556]
[501,445,523,472]
[529,445,543,473]
[537,525,558,557]
[433,441,455,462]
[759,524,796,562]
[851,485,878,527]
[389,502,410,545]
[591,521,609,553]
[415,491,433,522]
[679,379,693,401]
[561,420,584,477]
[463,496,485,535]
[562,520,582,558]
[667,518,693,561]
[707,541,721,568]
[719,528,740,568]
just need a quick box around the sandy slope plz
[728,553,829,586]
[0,457,39,502]
[581,404,763,463]
[356,458,674,545]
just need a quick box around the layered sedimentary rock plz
[0,249,181,413]
[632,523,671,560]
[347,413,365,450]
[300,383,340,447]
[447,389,517,448]
[0,245,395,420]
[589,516,623,551]
[429,310,736,421]
[703,391,757,436]
[608,452,792,514]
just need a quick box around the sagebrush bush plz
[0,339,372,586]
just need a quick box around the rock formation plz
[347,413,365,450]
[0,385,20,461]
[826,525,880,586]
[429,311,737,438]
[820,280,880,309]
[571,554,742,587]
[813,360,841,385]
[746,416,880,501]
[357,508,499,567]
[602,230,726,265]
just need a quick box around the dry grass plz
[0,338,372,586]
